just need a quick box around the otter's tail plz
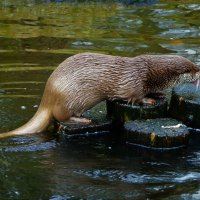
[0,105,53,138]
[0,80,55,139]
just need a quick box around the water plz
[0,0,200,199]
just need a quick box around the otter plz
[0,53,199,138]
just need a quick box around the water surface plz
[0,0,200,199]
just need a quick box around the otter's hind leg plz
[68,117,91,124]
[53,103,71,122]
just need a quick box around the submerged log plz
[169,83,200,128]
[124,118,190,149]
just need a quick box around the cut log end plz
[124,118,190,149]
[169,83,200,128]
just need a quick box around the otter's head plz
[175,70,200,88]
[144,64,200,93]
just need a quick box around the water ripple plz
[0,135,57,152]
[175,172,200,182]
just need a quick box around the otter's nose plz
[192,79,199,89]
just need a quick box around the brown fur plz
[0,53,199,138]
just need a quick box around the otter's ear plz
[192,66,200,73]
[192,68,200,75]
[184,64,200,74]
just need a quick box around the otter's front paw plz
[141,98,156,106]
[146,92,165,100]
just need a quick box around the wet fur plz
[0,53,199,138]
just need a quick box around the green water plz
[1,0,200,199]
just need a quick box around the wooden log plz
[107,98,168,122]
[124,118,190,150]
[55,102,111,139]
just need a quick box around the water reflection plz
[0,0,200,199]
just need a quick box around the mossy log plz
[107,98,168,122]
[169,83,200,128]
[124,118,190,149]
[55,102,111,139]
